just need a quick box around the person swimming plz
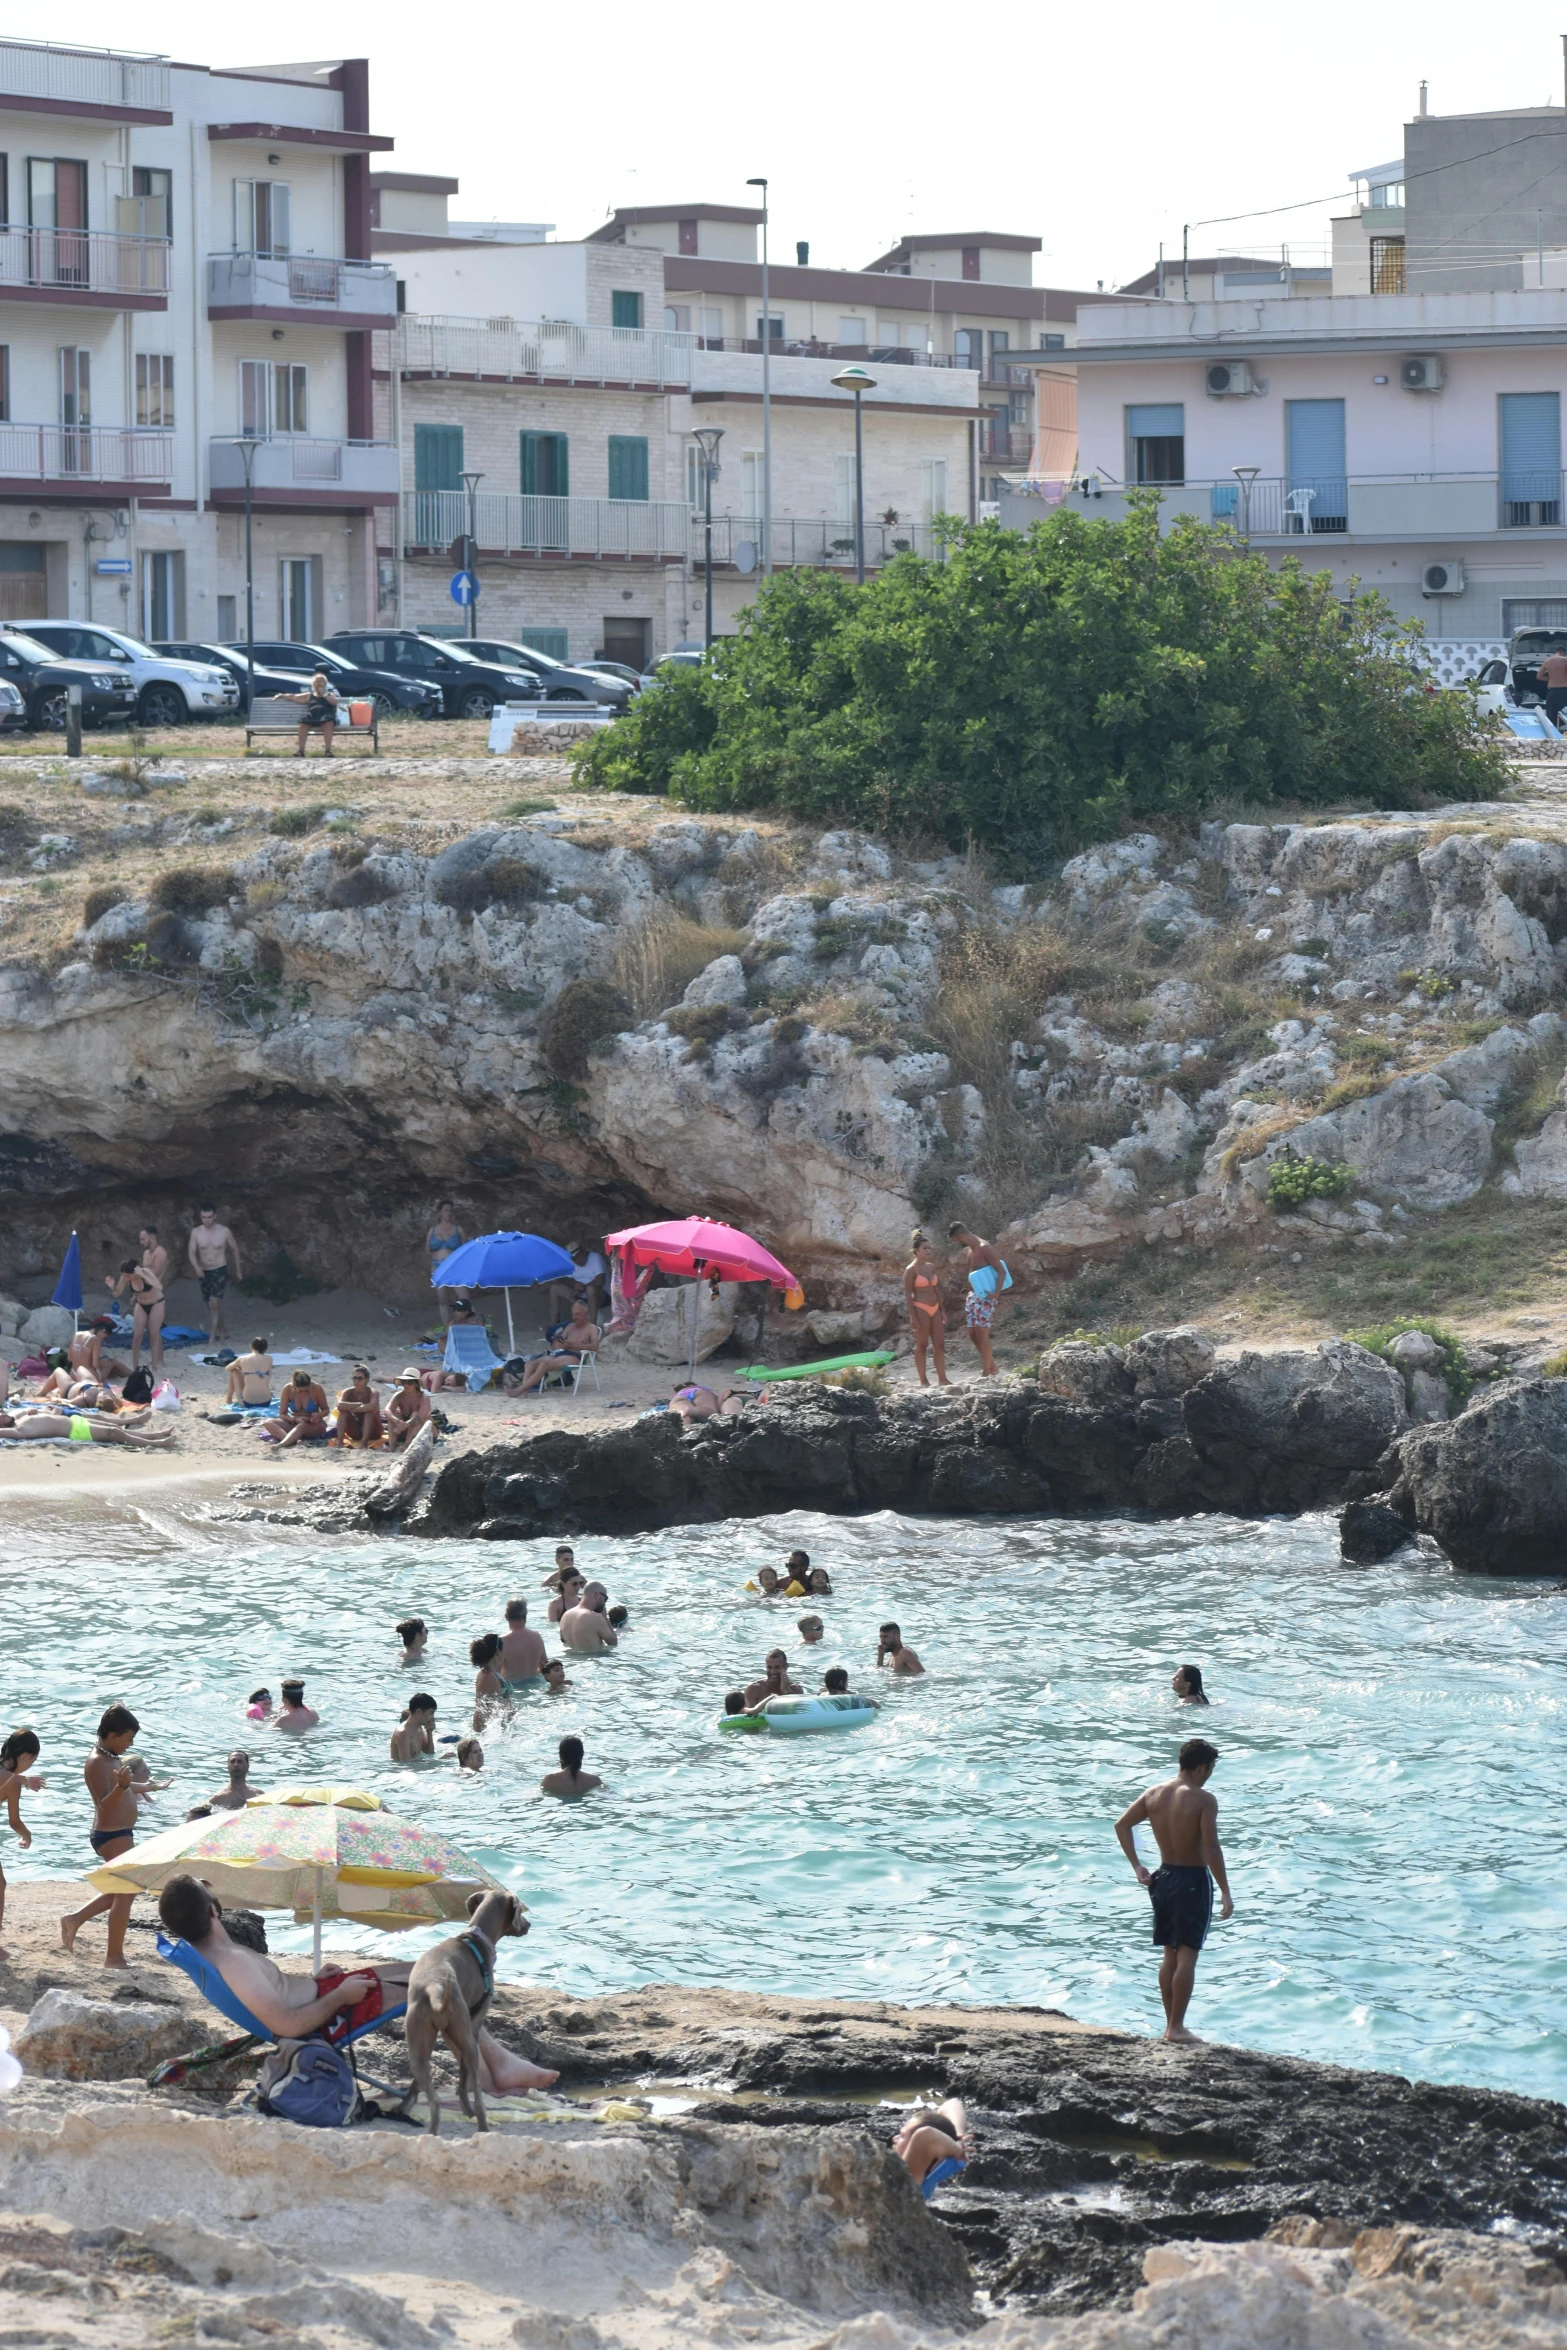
[244,1688,272,1721]
[1172,1665,1210,1707]
[390,1693,438,1763]
[542,1658,573,1692]
[456,1736,484,1772]
[822,1667,878,1707]
[396,1617,428,1666]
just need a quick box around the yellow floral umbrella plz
[88,1785,511,1963]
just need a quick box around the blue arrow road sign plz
[450,569,478,605]
[95,558,133,576]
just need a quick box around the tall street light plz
[746,177,771,575]
[460,468,484,640]
[830,364,876,585]
[1232,464,1260,541]
[233,430,261,714]
[692,426,724,649]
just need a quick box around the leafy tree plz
[574,502,1507,851]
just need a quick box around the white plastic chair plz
[1283,487,1316,535]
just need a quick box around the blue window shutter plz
[1127,404,1183,437]
[1285,399,1346,520]
[611,290,642,329]
[415,422,462,491]
[1501,392,1561,502]
[608,436,649,501]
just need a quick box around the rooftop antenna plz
[1418,79,1428,116]
[1562,32,1566,105]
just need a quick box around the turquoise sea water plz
[4,1497,1565,2101]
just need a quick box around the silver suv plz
[19,622,239,726]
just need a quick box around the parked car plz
[1506,628,1567,706]
[460,637,632,708]
[19,622,239,726]
[0,676,26,730]
[234,640,444,720]
[320,631,543,720]
[154,641,313,713]
[578,658,645,692]
[0,630,138,730]
[639,649,706,688]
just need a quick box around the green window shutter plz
[521,432,569,496]
[608,436,649,501]
[551,433,568,496]
[611,290,642,329]
[520,430,536,494]
[414,422,462,491]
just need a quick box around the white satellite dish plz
[733,539,758,576]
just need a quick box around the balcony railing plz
[0,224,169,297]
[702,515,937,567]
[980,422,1034,464]
[0,38,170,112]
[209,436,400,498]
[398,314,693,388]
[0,423,171,483]
[405,488,689,559]
[1074,472,1567,537]
[696,336,965,368]
[208,251,397,321]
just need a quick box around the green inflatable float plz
[735,1350,894,1383]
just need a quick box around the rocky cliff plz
[7,776,1567,1305]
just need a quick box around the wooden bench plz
[245,694,380,753]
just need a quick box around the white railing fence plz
[398,314,694,389]
[0,38,170,110]
[0,424,172,482]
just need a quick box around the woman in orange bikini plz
[903,1229,950,1388]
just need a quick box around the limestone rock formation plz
[1389,1378,1567,1574]
[14,1990,193,2081]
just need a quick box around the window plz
[1501,392,1562,527]
[607,435,649,501]
[664,303,690,333]
[838,316,866,345]
[121,164,171,239]
[29,157,87,285]
[741,450,764,522]
[234,179,290,256]
[280,557,319,640]
[611,289,643,329]
[920,459,948,520]
[1370,237,1405,294]
[1369,181,1404,208]
[954,328,981,370]
[1285,397,1348,530]
[988,329,1011,382]
[216,593,237,639]
[59,345,90,426]
[136,353,173,428]
[1039,332,1065,350]
[273,363,307,434]
[961,245,980,280]
[1126,402,1184,484]
[414,422,463,490]
[755,314,783,344]
[677,219,698,255]
[519,431,568,496]
[141,549,183,639]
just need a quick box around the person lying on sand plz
[390,1693,438,1762]
[157,1875,559,2091]
[0,1410,173,1447]
[207,1750,263,1811]
[667,1381,744,1424]
[540,1735,604,1799]
[893,2097,970,2199]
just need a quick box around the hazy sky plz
[43,0,1567,290]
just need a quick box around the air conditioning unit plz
[1422,560,1465,596]
[1206,361,1254,397]
[1401,354,1444,392]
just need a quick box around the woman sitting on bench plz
[286,671,341,757]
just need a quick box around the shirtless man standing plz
[1114,1737,1233,2046]
[59,1705,142,1968]
[498,1598,547,1684]
[946,1223,1008,1379]
[188,1204,242,1343]
[559,1582,618,1654]
[155,1876,559,2093]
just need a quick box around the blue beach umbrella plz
[51,1230,83,1326]
[430,1230,575,1353]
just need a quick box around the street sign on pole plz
[450,569,479,606]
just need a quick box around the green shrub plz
[148,865,236,914]
[267,804,326,837]
[1349,1316,1474,1408]
[537,978,627,1078]
[571,501,1508,852]
[1266,1152,1353,1209]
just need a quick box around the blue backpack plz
[257,2038,362,2128]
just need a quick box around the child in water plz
[0,1727,44,1957]
[244,1688,272,1722]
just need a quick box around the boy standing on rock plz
[1115,1737,1233,2045]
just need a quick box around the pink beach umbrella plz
[604,1217,798,1377]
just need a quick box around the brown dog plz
[400,1889,528,2135]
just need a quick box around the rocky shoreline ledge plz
[239,1326,1567,1577]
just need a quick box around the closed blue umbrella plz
[51,1230,83,1326]
[430,1230,575,1354]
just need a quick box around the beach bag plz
[150,1379,182,1413]
[256,2038,362,2128]
[122,1367,154,1405]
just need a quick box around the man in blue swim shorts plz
[1114,1737,1233,2045]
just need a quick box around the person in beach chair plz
[154,1876,558,2096]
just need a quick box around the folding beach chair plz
[442,1323,507,1393]
[157,1933,408,2052]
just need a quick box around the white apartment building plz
[372,191,991,664]
[1068,100,1567,641]
[0,34,397,642]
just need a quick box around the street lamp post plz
[746,176,771,575]
[830,364,876,585]
[692,426,724,649]
[235,431,260,714]
[459,469,483,640]
[1232,464,1260,540]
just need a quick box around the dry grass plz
[610,907,750,1022]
